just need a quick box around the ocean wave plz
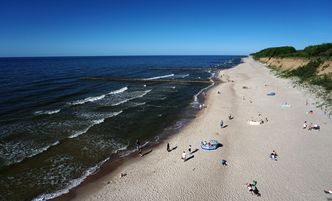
[34,109,61,115]
[69,87,128,106]
[174,74,189,78]
[118,141,150,157]
[114,143,129,154]
[32,157,110,201]
[111,90,151,106]
[108,86,128,95]
[0,141,60,167]
[192,82,215,106]
[69,94,106,106]
[144,74,174,80]
[132,102,146,106]
[68,111,122,139]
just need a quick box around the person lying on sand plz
[245,181,261,196]
[324,189,332,194]
[308,123,320,131]
[246,183,254,195]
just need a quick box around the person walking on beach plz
[182,151,186,161]
[221,159,228,166]
[136,139,143,156]
[303,121,307,129]
[136,139,141,151]
[167,143,170,152]
[188,145,192,154]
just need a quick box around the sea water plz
[0,55,243,201]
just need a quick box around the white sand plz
[71,57,332,201]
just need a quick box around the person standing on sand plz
[136,139,142,156]
[167,143,170,152]
[303,121,307,129]
[182,151,186,161]
[188,145,192,154]
[136,139,141,151]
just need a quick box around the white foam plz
[133,102,146,106]
[68,111,122,138]
[69,87,128,106]
[192,81,215,106]
[111,90,151,106]
[34,109,61,115]
[175,74,189,78]
[108,86,128,95]
[1,141,60,167]
[114,144,129,154]
[69,94,106,105]
[144,74,174,80]
[32,157,110,201]
[118,141,150,157]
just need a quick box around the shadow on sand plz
[184,155,194,162]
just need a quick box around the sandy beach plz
[68,57,332,201]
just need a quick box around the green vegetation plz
[285,60,321,80]
[251,46,296,59]
[252,43,332,92]
[311,75,332,91]
[271,59,332,91]
[251,43,332,59]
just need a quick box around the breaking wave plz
[32,157,110,201]
[108,86,128,95]
[69,94,106,106]
[111,90,151,106]
[69,87,128,106]
[144,74,174,80]
[0,141,60,167]
[34,109,61,115]
[68,111,122,139]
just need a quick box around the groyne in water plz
[80,77,214,84]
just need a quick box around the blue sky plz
[0,0,331,57]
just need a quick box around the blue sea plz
[0,56,243,201]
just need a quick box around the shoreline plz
[48,67,224,201]
[56,57,332,201]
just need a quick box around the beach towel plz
[248,120,262,125]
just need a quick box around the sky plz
[0,0,331,57]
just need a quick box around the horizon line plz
[0,54,248,59]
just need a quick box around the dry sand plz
[70,57,332,201]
